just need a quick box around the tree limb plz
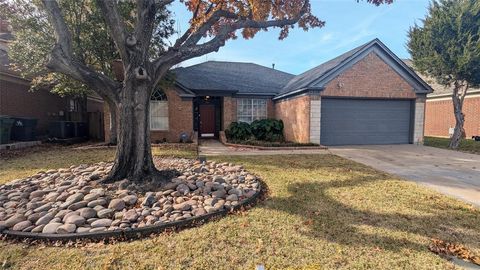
[42,0,73,59]
[155,0,174,8]
[41,0,120,103]
[134,0,157,58]
[95,0,129,63]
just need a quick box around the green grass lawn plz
[424,136,480,155]
[0,145,479,269]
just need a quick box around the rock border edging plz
[0,181,265,243]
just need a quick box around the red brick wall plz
[425,96,480,138]
[267,99,275,119]
[322,52,417,99]
[0,75,68,136]
[222,96,236,130]
[103,86,194,143]
[274,95,310,143]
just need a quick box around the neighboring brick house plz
[105,38,432,145]
[0,20,104,140]
[424,85,479,138]
[403,60,480,138]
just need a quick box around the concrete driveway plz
[330,144,480,207]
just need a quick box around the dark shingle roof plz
[280,41,371,95]
[173,61,294,95]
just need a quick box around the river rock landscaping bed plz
[0,158,261,239]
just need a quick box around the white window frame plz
[236,98,267,124]
[150,89,169,131]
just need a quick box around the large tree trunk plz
[106,80,158,182]
[449,81,468,149]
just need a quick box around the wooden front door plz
[199,104,216,136]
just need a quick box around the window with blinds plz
[236,98,267,124]
[150,88,169,130]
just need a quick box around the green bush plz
[250,119,284,142]
[225,122,252,141]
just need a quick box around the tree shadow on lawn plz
[252,157,480,255]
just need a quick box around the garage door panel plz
[321,98,412,145]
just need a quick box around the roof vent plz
[272,63,275,69]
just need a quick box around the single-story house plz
[104,38,433,146]
[0,19,105,140]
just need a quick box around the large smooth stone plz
[4,214,26,228]
[56,224,76,234]
[108,199,125,211]
[87,199,107,208]
[35,213,55,226]
[97,209,114,219]
[12,220,32,231]
[64,214,85,226]
[65,193,84,204]
[122,195,138,206]
[78,208,97,219]
[91,219,112,228]
[42,222,62,234]
[67,201,88,211]
[123,209,139,222]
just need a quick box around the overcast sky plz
[170,0,431,74]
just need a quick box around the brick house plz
[105,38,432,145]
[424,85,479,138]
[403,59,480,139]
[0,20,104,140]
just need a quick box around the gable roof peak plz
[275,38,433,99]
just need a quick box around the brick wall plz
[274,95,310,143]
[0,75,68,136]
[103,86,194,143]
[425,95,480,138]
[222,96,236,129]
[322,52,417,99]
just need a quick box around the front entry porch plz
[193,96,223,138]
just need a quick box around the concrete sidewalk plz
[198,140,329,156]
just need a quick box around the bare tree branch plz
[155,0,174,8]
[42,0,73,59]
[153,1,309,85]
[41,0,120,103]
[134,0,157,57]
[96,0,129,63]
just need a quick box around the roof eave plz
[273,86,324,101]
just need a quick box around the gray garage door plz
[320,98,412,145]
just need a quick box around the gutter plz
[273,86,324,101]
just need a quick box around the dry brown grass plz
[0,146,479,269]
